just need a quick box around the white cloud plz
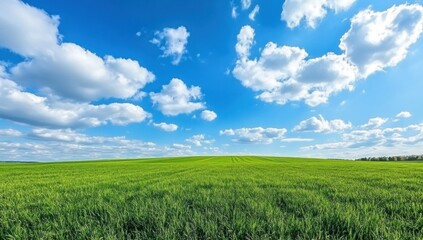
[234,42,307,92]
[0,132,200,161]
[340,4,423,77]
[361,117,388,129]
[234,5,423,106]
[0,0,60,56]
[186,134,214,147]
[234,26,357,106]
[220,127,287,144]
[11,45,155,102]
[341,129,386,145]
[153,122,178,132]
[249,5,260,21]
[231,0,253,18]
[29,128,128,144]
[1,127,230,161]
[201,110,217,121]
[302,141,350,151]
[186,134,204,147]
[232,6,239,19]
[0,128,22,137]
[241,0,251,10]
[293,115,352,133]
[0,78,150,128]
[219,129,235,136]
[281,0,356,29]
[150,78,205,116]
[151,26,190,65]
[203,146,220,153]
[235,25,255,60]
[131,91,147,101]
[0,64,7,78]
[302,121,423,158]
[280,138,313,142]
[170,143,191,150]
[396,111,412,119]
[256,53,357,106]
[0,0,155,103]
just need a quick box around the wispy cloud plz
[220,127,287,144]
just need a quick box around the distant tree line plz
[357,155,423,161]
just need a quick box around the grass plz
[1,156,423,239]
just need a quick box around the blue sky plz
[0,0,423,161]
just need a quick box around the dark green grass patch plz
[1,156,423,239]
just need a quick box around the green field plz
[1,156,423,239]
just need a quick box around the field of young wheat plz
[1,156,423,239]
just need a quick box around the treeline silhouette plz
[357,155,423,161]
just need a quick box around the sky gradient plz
[0,0,423,161]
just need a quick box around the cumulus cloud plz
[235,25,255,60]
[201,110,217,121]
[151,26,190,65]
[293,115,351,133]
[234,27,356,106]
[249,5,260,21]
[11,46,155,102]
[256,53,357,106]
[340,4,423,77]
[150,78,205,116]
[186,134,214,147]
[0,0,59,56]
[0,0,155,102]
[153,122,178,132]
[281,0,356,29]
[0,0,155,129]
[220,127,287,144]
[234,4,423,106]
[361,117,388,129]
[0,128,23,137]
[396,111,412,119]
[234,36,308,92]
[0,78,150,128]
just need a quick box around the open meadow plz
[1,156,423,239]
